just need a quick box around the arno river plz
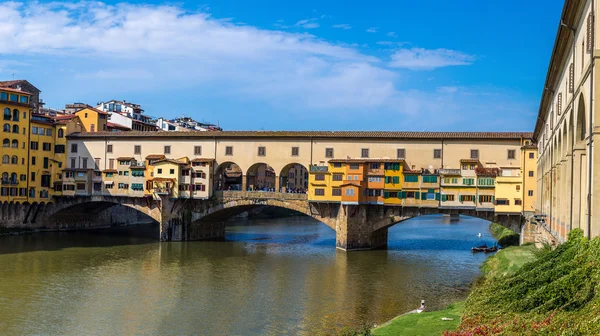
[0,215,497,335]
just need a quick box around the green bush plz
[447,228,600,335]
[489,223,520,247]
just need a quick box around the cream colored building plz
[67,131,535,209]
[534,0,600,241]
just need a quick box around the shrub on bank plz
[447,229,600,335]
[489,223,520,247]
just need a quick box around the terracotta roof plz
[150,177,175,182]
[76,106,109,116]
[145,154,166,160]
[68,131,534,140]
[107,122,131,130]
[460,159,481,163]
[475,167,501,176]
[54,114,76,120]
[103,169,117,173]
[340,182,362,187]
[328,158,405,163]
[153,159,187,165]
[403,170,422,174]
[191,158,214,163]
[521,144,538,149]
[0,87,32,95]
[0,80,40,93]
[116,157,134,161]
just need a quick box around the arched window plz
[2,155,9,164]
[11,155,18,164]
[1,172,7,180]
[3,124,10,132]
[3,108,11,121]
[11,139,18,148]
[58,128,64,138]
[2,138,9,147]
[12,109,19,122]
[12,125,18,133]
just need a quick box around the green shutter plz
[415,191,420,199]
[421,192,427,200]
[384,191,389,198]
[393,176,399,184]
[441,194,447,202]
[394,163,400,170]
[428,189,434,193]
[400,191,406,199]
[435,192,441,201]
[459,195,463,202]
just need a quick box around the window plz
[82,158,88,169]
[516,185,521,191]
[332,188,341,196]
[529,152,535,159]
[333,162,342,168]
[11,139,17,148]
[107,144,113,153]
[515,199,523,205]
[32,127,39,135]
[64,171,74,178]
[134,145,141,154]
[470,149,479,159]
[460,195,475,202]
[54,144,65,153]
[194,146,202,155]
[463,178,475,185]
[131,183,144,191]
[384,163,401,171]
[433,149,441,159]
[3,108,10,120]
[31,172,36,181]
[71,143,77,153]
[31,156,36,166]
[361,148,369,158]
[12,125,18,133]
[46,129,52,137]
[157,168,162,174]
[258,146,266,156]
[2,124,8,132]
[325,148,334,158]
[332,174,343,181]
[169,169,175,174]
[479,195,493,203]
[528,190,534,197]
[349,164,359,170]
[118,183,129,189]
[315,174,325,181]
[41,174,50,188]
[30,141,38,150]
[507,149,516,159]
[397,148,405,159]
[404,175,418,183]
[43,157,49,169]
[94,158,100,169]
[225,146,233,156]
[20,174,26,181]
[442,194,455,202]
[42,143,51,151]
[345,188,355,196]
[496,199,510,205]
[58,128,64,138]
[109,159,115,169]
[291,147,299,156]
[422,175,437,183]
[164,145,171,154]
[478,178,494,186]
[368,176,382,182]
[314,188,325,196]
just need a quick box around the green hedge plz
[489,222,520,247]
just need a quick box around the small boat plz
[471,244,498,253]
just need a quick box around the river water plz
[0,215,496,335]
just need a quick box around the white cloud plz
[366,27,379,33]
[386,32,397,38]
[0,1,531,130]
[295,18,320,29]
[436,86,459,94]
[332,24,352,30]
[389,48,475,70]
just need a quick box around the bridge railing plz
[214,190,308,200]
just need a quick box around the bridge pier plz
[334,204,388,251]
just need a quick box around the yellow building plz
[495,166,523,214]
[28,114,58,201]
[383,161,403,205]
[521,143,537,214]
[1,87,31,202]
[150,159,186,199]
[75,106,108,132]
[308,164,334,202]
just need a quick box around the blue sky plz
[0,0,563,131]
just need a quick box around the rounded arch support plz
[214,161,244,191]
[279,162,309,192]
[246,162,276,191]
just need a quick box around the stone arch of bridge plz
[45,198,161,229]
[279,162,309,192]
[190,199,336,231]
[245,162,276,191]
[214,161,244,191]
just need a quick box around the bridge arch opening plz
[246,163,276,191]
[279,163,308,193]
[215,162,243,191]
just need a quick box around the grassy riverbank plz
[449,228,600,335]
[368,243,536,336]
[371,302,464,336]
[489,222,520,247]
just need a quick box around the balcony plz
[310,165,328,173]
[439,169,461,176]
